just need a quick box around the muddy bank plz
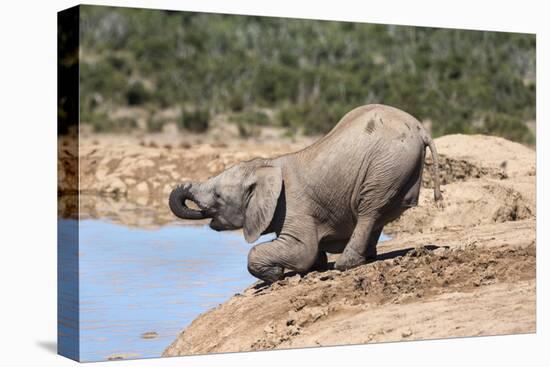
[159,133,535,356]
[164,239,535,355]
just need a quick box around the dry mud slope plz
[163,134,536,356]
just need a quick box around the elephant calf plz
[169,104,442,283]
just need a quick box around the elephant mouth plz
[209,217,239,231]
[209,218,225,231]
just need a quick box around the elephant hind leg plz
[365,226,383,260]
[335,216,379,271]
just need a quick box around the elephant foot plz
[247,262,284,284]
[334,248,367,271]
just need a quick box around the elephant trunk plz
[169,182,210,220]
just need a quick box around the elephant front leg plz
[247,245,285,283]
[247,233,319,283]
[335,217,379,271]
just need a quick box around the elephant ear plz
[243,166,282,243]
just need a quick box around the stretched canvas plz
[58,4,536,362]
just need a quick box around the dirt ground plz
[164,239,535,355]
[58,130,536,354]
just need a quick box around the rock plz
[107,355,124,361]
[287,324,301,336]
[287,274,302,286]
[162,184,173,195]
[101,177,126,195]
[207,160,225,174]
[308,307,327,323]
[135,181,149,193]
[401,329,413,338]
[126,181,150,202]
[95,164,110,181]
[135,195,148,206]
[141,331,159,339]
[107,353,138,361]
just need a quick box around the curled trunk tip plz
[169,183,209,220]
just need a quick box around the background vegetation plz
[79,5,536,143]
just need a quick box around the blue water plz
[71,219,271,361]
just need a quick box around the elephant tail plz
[424,135,443,202]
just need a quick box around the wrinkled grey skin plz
[169,104,442,283]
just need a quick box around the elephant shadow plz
[376,244,444,261]
[251,244,446,291]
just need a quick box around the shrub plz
[179,108,210,133]
[79,8,535,143]
[89,116,137,133]
[237,123,261,138]
[126,82,150,106]
[475,112,535,145]
[230,110,270,126]
[228,93,245,112]
[146,118,165,133]
[279,103,352,135]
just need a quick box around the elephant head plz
[169,160,283,243]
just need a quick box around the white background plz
[0,0,547,365]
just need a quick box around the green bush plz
[279,103,353,135]
[89,117,137,133]
[146,118,165,133]
[79,6,536,144]
[230,110,270,126]
[475,112,535,145]
[126,82,150,106]
[228,93,245,112]
[237,123,261,138]
[229,110,270,137]
[179,108,210,133]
